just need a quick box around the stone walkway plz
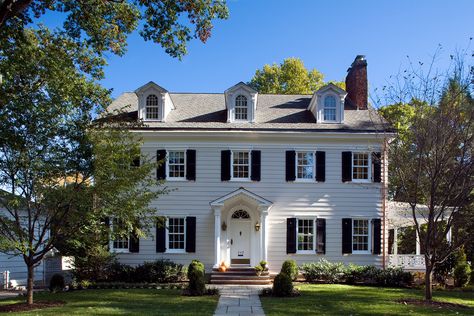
[211,285,269,316]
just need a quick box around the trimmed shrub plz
[454,262,471,288]
[272,273,293,297]
[374,267,413,287]
[281,259,298,280]
[187,260,206,296]
[49,274,65,293]
[102,259,185,283]
[301,259,345,283]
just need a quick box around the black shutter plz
[285,151,296,182]
[286,218,297,254]
[156,217,166,253]
[186,150,196,181]
[157,149,167,180]
[251,150,261,181]
[372,152,382,183]
[221,150,231,181]
[341,151,352,182]
[316,218,326,254]
[342,218,352,254]
[372,218,381,255]
[103,217,110,251]
[129,232,140,253]
[316,151,326,182]
[186,216,196,253]
[131,157,140,168]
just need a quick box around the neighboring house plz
[107,56,394,273]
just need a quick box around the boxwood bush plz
[105,259,185,283]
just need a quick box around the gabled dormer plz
[224,82,258,123]
[308,83,347,123]
[135,81,175,122]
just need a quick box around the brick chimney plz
[345,55,368,110]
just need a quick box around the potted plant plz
[218,261,228,272]
[259,260,268,271]
[255,265,264,276]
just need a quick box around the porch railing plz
[389,254,425,270]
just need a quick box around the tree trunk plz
[26,264,34,305]
[424,266,433,301]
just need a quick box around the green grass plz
[261,284,474,316]
[0,289,219,315]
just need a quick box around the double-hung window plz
[111,218,129,253]
[234,95,248,121]
[296,151,315,181]
[145,94,160,120]
[167,150,186,180]
[352,219,370,253]
[167,217,185,253]
[232,150,250,180]
[323,96,337,122]
[352,152,370,182]
[297,218,315,253]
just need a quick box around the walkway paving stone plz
[209,285,270,316]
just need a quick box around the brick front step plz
[210,279,272,285]
[210,267,271,285]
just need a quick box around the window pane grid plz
[168,151,185,178]
[353,153,369,180]
[146,94,160,120]
[324,96,337,121]
[297,152,314,179]
[353,219,369,251]
[235,95,248,120]
[112,219,129,250]
[232,151,249,178]
[168,218,185,250]
[297,219,314,251]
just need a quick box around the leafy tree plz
[0,26,164,305]
[248,57,345,94]
[382,53,474,300]
[0,0,229,58]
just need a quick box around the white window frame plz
[323,95,337,122]
[295,151,316,182]
[166,150,186,181]
[231,150,251,181]
[109,218,129,253]
[145,94,161,121]
[351,152,371,183]
[166,217,186,254]
[296,217,316,254]
[234,95,249,122]
[352,218,371,254]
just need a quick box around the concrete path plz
[210,285,269,316]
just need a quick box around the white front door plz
[230,220,251,264]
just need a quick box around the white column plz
[415,228,421,255]
[447,226,452,245]
[393,227,398,255]
[213,207,221,268]
[259,206,269,263]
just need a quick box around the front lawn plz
[0,289,218,315]
[261,284,474,316]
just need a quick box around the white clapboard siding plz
[0,253,44,288]
[116,134,387,272]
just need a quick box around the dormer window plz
[323,96,337,121]
[235,95,248,121]
[145,94,160,120]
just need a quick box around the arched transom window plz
[323,95,337,121]
[146,94,160,120]
[231,209,250,219]
[234,95,248,121]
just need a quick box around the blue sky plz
[54,1,474,98]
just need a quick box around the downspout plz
[382,139,388,269]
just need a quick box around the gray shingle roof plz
[107,92,392,133]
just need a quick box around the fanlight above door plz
[231,210,250,219]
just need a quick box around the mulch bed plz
[396,298,469,309]
[0,301,65,313]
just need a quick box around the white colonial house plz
[107,56,395,278]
